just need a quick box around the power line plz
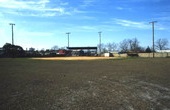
[9,23,15,45]
[149,21,157,58]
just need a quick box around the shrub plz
[127,53,139,57]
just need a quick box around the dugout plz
[67,47,97,56]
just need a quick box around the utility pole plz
[66,32,71,47]
[98,31,102,55]
[149,21,157,58]
[9,23,15,45]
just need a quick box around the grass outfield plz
[0,58,170,109]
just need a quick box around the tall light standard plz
[98,31,102,55]
[9,23,15,45]
[149,21,157,58]
[66,32,71,47]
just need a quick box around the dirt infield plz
[32,56,117,60]
[0,58,170,110]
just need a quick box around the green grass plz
[0,58,170,110]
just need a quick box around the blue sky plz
[0,0,170,50]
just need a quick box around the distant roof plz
[67,47,97,50]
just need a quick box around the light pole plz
[66,32,71,47]
[98,31,102,55]
[9,23,15,45]
[149,21,157,58]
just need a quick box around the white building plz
[157,50,170,53]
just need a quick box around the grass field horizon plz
[31,56,121,61]
[0,58,170,109]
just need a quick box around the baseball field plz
[0,57,170,110]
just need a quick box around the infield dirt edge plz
[31,57,120,60]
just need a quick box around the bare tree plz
[106,42,117,52]
[128,38,140,52]
[155,38,169,50]
[119,39,129,52]
[106,43,112,52]
[51,45,59,50]
[119,38,143,52]
[97,43,108,53]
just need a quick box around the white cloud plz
[115,6,132,11]
[157,16,170,22]
[121,0,161,3]
[0,0,70,17]
[113,19,150,29]
[81,0,97,7]
[60,2,69,6]
[61,23,121,33]
[0,27,13,47]
[72,8,87,14]
[0,0,99,17]
[16,29,54,38]
[112,18,167,31]
[79,26,97,31]
[116,7,124,10]
[15,29,56,49]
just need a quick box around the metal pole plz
[98,31,102,55]
[66,32,70,47]
[149,21,157,58]
[152,23,155,58]
[9,23,15,45]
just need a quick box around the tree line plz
[0,38,169,58]
[0,43,56,58]
[98,38,169,53]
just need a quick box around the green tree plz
[145,46,152,53]
[3,43,25,57]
